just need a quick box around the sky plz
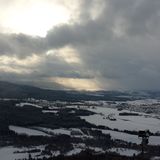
[0,0,160,91]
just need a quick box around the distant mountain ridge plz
[0,81,42,98]
[0,81,160,101]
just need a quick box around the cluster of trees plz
[20,151,150,160]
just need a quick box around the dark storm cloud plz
[107,0,160,36]
[0,33,46,58]
[1,0,160,90]
[33,54,94,79]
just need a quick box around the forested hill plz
[0,81,159,101]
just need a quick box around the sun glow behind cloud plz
[52,77,101,91]
[1,1,71,37]
[0,54,41,74]
[0,55,40,66]
[46,46,82,64]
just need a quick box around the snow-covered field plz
[0,145,103,160]
[16,102,42,108]
[127,99,160,105]
[151,156,160,160]
[0,146,43,160]
[4,99,160,159]
[41,128,71,136]
[81,107,160,134]
[108,148,140,157]
[34,127,92,138]
[9,125,50,136]
[66,148,82,156]
[42,110,58,114]
[101,129,160,145]
[0,146,29,160]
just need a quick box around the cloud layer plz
[0,0,160,90]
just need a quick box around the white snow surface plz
[51,128,71,135]
[81,107,160,133]
[66,148,82,156]
[127,99,160,105]
[0,146,28,160]
[35,127,71,136]
[0,146,43,160]
[101,129,160,145]
[16,102,42,108]
[42,110,58,113]
[151,156,160,160]
[108,148,140,157]
[51,151,60,157]
[9,125,50,136]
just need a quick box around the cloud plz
[0,33,46,58]
[1,0,160,90]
